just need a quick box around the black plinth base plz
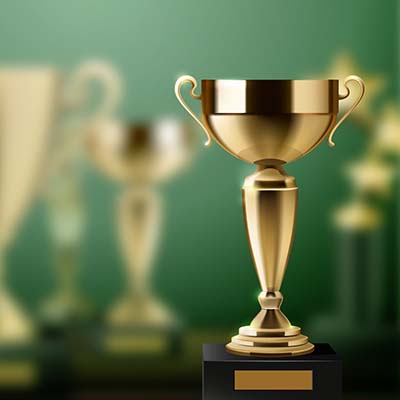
[203,343,342,400]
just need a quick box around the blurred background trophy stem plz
[111,184,166,325]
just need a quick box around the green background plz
[1,0,397,334]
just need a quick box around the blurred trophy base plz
[0,344,38,393]
[70,329,226,394]
[92,296,183,358]
[0,337,76,397]
[98,323,181,357]
[203,343,342,400]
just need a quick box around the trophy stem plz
[107,185,163,326]
[226,165,314,356]
[118,186,161,300]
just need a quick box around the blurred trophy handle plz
[42,60,122,193]
[64,59,121,118]
[110,185,165,323]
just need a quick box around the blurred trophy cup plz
[176,75,364,399]
[0,63,120,390]
[86,118,194,356]
[40,61,122,333]
[0,68,59,388]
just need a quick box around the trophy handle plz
[65,60,122,118]
[174,75,213,146]
[328,75,365,147]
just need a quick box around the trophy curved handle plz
[174,75,213,146]
[65,60,122,118]
[328,75,365,147]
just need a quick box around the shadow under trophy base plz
[85,119,193,359]
[176,75,364,399]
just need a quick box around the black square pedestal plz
[203,343,342,400]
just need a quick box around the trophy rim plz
[200,79,338,83]
[201,80,339,114]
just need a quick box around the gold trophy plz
[86,117,194,353]
[0,68,58,388]
[41,61,122,328]
[0,68,59,344]
[175,76,365,356]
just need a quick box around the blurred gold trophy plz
[87,118,193,353]
[0,69,59,345]
[41,61,122,328]
[176,76,365,356]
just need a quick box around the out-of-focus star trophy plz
[86,118,194,355]
[176,75,364,399]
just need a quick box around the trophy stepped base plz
[203,343,342,400]
[226,325,315,356]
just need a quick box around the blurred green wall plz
[1,0,397,329]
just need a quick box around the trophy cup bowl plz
[86,117,194,353]
[175,76,365,356]
[87,118,193,184]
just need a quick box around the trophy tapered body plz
[175,75,365,357]
[227,166,314,356]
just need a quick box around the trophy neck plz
[242,166,298,292]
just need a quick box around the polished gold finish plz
[176,75,365,356]
[328,75,365,147]
[175,75,213,146]
[234,370,313,390]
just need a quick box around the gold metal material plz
[328,75,366,147]
[234,370,313,390]
[0,63,119,341]
[175,75,364,357]
[175,75,214,146]
[86,118,194,335]
[0,68,59,342]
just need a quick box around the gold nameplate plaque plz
[234,370,313,391]
[104,334,168,354]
